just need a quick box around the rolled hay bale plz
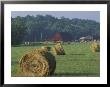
[52,43,65,55]
[19,48,56,77]
[41,46,51,51]
[55,41,62,43]
[51,47,57,55]
[90,42,100,52]
[80,40,85,43]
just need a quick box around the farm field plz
[11,42,100,77]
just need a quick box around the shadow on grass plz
[53,72,100,77]
[11,61,19,65]
[57,54,86,56]
[12,44,42,47]
[70,53,86,55]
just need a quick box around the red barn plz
[53,32,62,41]
[47,32,74,42]
[47,32,62,42]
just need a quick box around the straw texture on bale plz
[52,42,65,55]
[19,49,56,77]
[41,46,51,51]
[90,42,100,52]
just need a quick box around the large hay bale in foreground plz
[90,41,100,52]
[19,49,56,77]
[52,43,65,55]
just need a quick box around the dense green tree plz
[11,15,100,45]
[11,16,27,45]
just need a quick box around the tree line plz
[11,15,100,45]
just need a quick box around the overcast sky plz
[11,11,100,22]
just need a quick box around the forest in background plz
[11,15,100,45]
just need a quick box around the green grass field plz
[11,42,100,77]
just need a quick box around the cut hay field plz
[11,42,100,77]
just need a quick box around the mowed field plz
[11,42,100,77]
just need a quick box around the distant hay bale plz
[52,43,65,55]
[80,40,84,43]
[51,47,57,55]
[55,41,61,43]
[41,46,51,51]
[90,41,100,52]
[19,48,56,77]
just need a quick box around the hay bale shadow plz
[70,53,86,55]
[53,72,100,77]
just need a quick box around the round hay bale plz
[41,46,51,51]
[90,42,100,52]
[80,40,84,43]
[53,43,65,55]
[55,41,61,43]
[19,49,56,77]
[51,47,57,55]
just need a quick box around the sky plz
[11,11,100,22]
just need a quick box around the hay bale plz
[19,48,56,77]
[90,41,100,52]
[55,41,62,43]
[41,46,51,51]
[80,40,84,43]
[51,47,57,55]
[52,43,65,55]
